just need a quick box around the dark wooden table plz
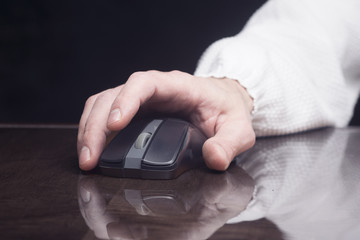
[1,125,359,240]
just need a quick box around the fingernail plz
[79,146,90,167]
[108,108,121,124]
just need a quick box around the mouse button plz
[99,120,149,164]
[142,119,188,166]
[99,135,129,164]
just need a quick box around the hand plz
[77,70,255,171]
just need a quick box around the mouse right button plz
[142,119,188,166]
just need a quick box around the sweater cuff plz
[194,35,267,123]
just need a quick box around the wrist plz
[224,78,254,115]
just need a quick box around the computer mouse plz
[98,118,206,179]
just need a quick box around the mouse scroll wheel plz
[135,132,152,149]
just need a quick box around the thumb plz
[202,119,255,171]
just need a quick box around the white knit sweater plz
[195,0,360,136]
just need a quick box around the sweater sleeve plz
[194,0,360,136]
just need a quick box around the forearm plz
[195,0,360,136]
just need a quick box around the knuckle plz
[169,70,190,82]
[96,89,115,102]
[127,71,161,95]
[147,70,161,75]
[128,70,164,84]
[128,71,149,83]
[169,70,182,76]
[85,94,97,108]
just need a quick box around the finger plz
[78,176,115,239]
[78,86,124,148]
[78,88,122,170]
[77,93,99,150]
[202,117,255,171]
[106,71,192,130]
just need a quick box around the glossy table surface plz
[0,125,359,240]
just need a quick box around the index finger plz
[106,70,194,131]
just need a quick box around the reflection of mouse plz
[98,118,206,179]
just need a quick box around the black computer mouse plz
[98,118,206,179]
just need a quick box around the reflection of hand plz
[180,167,255,240]
[78,176,149,240]
[77,70,255,171]
[78,176,115,240]
[230,129,360,240]
[78,165,254,240]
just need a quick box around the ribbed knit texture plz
[195,0,360,136]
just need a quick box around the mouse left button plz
[99,136,128,164]
[99,120,150,165]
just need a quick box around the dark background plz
[1,0,359,125]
